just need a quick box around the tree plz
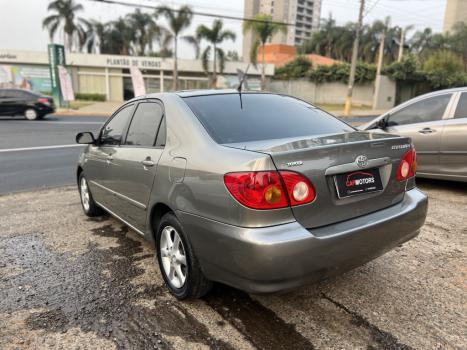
[84,20,108,54]
[108,17,136,55]
[183,35,201,59]
[42,0,89,52]
[127,9,159,56]
[226,50,240,61]
[243,14,287,89]
[157,5,193,90]
[449,22,467,71]
[197,19,236,88]
[423,51,465,88]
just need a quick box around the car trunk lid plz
[224,131,413,229]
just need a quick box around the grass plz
[67,100,95,110]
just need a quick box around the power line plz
[86,0,296,26]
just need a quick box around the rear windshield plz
[183,93,353,143]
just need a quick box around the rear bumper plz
[177,188,428,293]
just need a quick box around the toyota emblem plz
[355,155,368,168]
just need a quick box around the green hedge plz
[273,57,376,84]
[75,93,106,101]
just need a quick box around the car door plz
[85,103,135,209]
[384,93,453,174]
[0,90,19,116]
[439,91,467,180]
[106,100,166,230]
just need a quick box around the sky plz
[0,0,447,59]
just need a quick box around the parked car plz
[361,87,467,182]
[0,88,55,120]
[76,90,428,299]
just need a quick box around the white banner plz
[58,65,75,101]
[130,66,146,97]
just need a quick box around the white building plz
[0,49,274,101]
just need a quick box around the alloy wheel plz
[80,177,90,212]
[160,225,187,289]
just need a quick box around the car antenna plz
[237,64,250,109]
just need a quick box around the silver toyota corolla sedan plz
[76,90,428,299]
[361,87,467,182]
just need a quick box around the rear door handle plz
[141,159,155,167]
[418,127,436,134]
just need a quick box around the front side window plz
[387,94,452,127]
[100,105,133,145]
[183,93,353,144]
[125,102,163,146]
[454,92,467,119]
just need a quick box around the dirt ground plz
[0,179,465,350]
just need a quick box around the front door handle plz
[141,159,155,167]
[418,127,436,134]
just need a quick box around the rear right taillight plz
[224,170,316,210]
[38,97,50,105]
[397,148,417,181]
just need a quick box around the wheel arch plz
[77,166,83,185]
[149,202,174,239]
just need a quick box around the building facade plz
[443,0,467,33]
[0,50,274,101]
[243,0,322,61]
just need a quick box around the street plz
[0,116,103,194]
[0,180,465,349]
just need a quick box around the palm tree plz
[243,14,287,89]
[127,9,160,56]
[84,20,107,54]
[157,5,193,90]
[182,34,201,59]
[42,0,89,52]
[197,19,236,88]
[111,17,136,55]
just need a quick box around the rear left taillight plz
[224,171,315,210]
[38,98,50,105]
[397,148,417,181]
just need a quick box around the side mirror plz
[76,132,96,144]
[376,117,387,130]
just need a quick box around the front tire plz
[78,173,104,217]
[156,213,212,299]
[24,108,38,120]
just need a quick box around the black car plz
[0,88,55,120]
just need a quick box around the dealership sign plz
[48,44,66,106]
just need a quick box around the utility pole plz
[344,0,365,116]
[398,27,405,61]
[373,32,385,110]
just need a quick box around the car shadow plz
[416,177,467,195]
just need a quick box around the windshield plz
[183,93,353,144]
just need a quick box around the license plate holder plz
[334,168,383,198]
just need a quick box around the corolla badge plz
[355,155,368,168]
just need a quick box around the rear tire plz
[78,173,104,217]
[24,108,38,121]
[156,213,212,299]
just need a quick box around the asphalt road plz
[0,114,371,195]
[0,181,465,349]
[0,115,104,194]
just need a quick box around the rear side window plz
[183,94,353,143]
[125,102,163,146]
[100,105,134,145]
[454,92,467,119]
[387,94,451,126]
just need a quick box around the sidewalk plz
[54,101,121,117]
